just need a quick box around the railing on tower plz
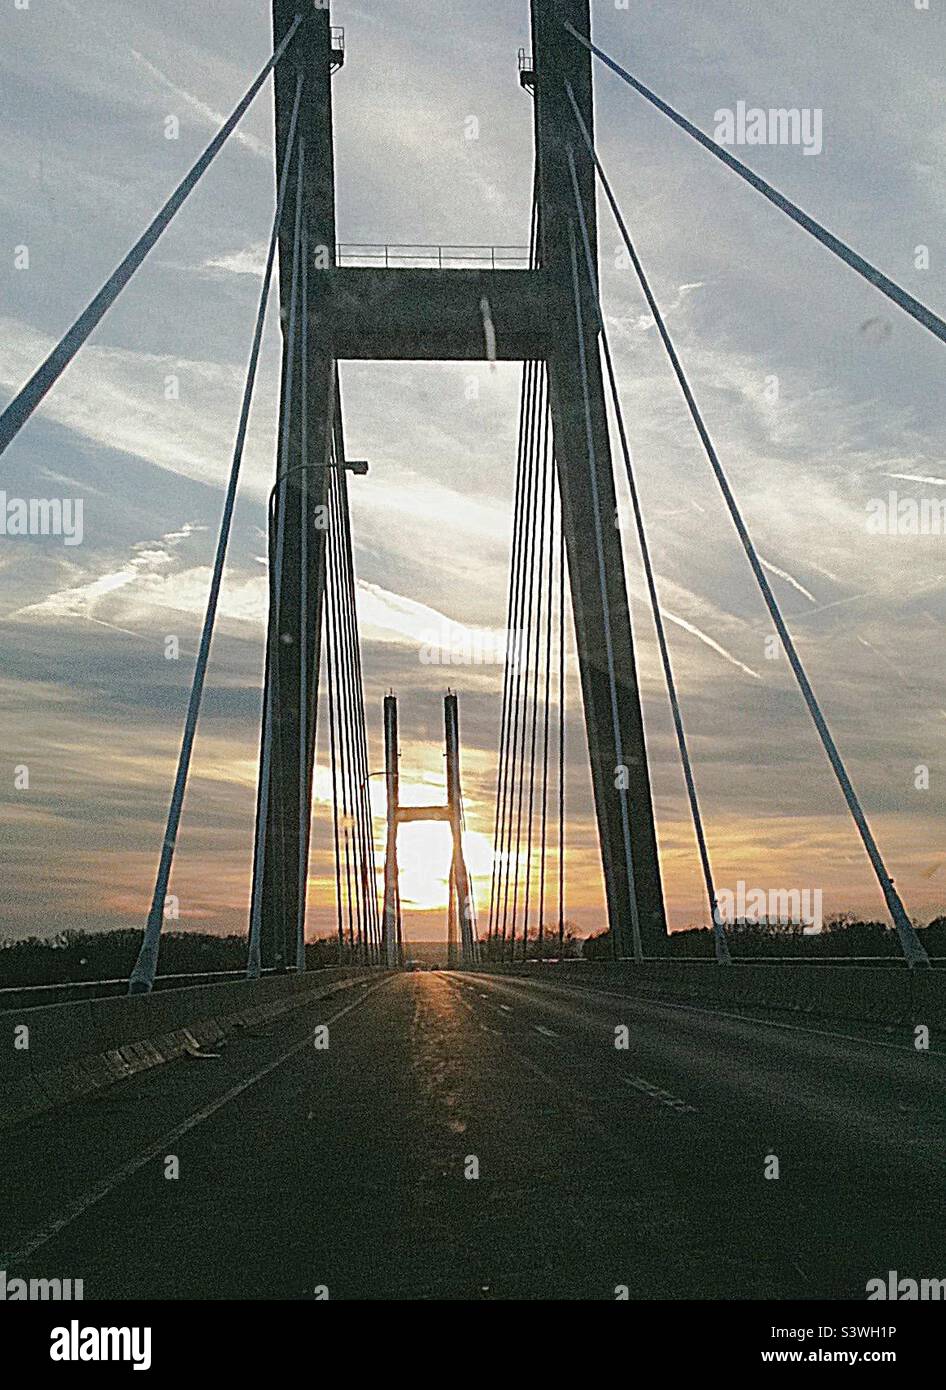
[335,243,531,271]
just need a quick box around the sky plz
[1,0,945,947]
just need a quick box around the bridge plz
[1,1,945,1307]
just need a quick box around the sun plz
[394,820,494,913]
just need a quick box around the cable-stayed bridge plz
[2,1,945,1305]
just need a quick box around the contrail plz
[660,607,762,680]
[886,472,946,487]
[760,556,817,604]
[61,0,269,159]
[808,559,842,585]
[127,47,271,159]
[79,613,149,642]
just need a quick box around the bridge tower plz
[383,693,479,968]
[254,0,667,965]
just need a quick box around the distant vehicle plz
[403,959,428,972]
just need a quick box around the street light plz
[266,458,369,526]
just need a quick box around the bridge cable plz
[322,489,346,964]
[486,184,538,950]
[333,467,375,956]
[497,358,540,952]
[489,356,535,952]
[557,520,567,961]
[296,222,312,972]
[495,360,533,955]
[329,469,367,960]
[336,456,383,958]
[560,20,946,351]
[335,459,377,962]
[490,185,542,954]
[566,85,930,969]
[537,449,557,960]
[0,15,306,460]
[486,338,531,946]
[520,383,553,960]
[335,469,364,958]
[505,362,546,960]
[128,72,304,994]
[326,470,358,959]
[564,130,731,965]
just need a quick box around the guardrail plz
[0,962,383,1012]
[335,243,530,270]
[0,968,276,1011]
[501,955,946,968]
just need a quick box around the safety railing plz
[0,967,285,1011]
[335,243,530,270]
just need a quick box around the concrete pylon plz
[382,693,401,968]
[256,0,668,966]
[445,693,478,965]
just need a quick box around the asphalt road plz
[1,970,943,1300]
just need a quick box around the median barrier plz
[0,968,379,1131]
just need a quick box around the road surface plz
[1,970,942,1300]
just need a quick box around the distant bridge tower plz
[383,693,479,968]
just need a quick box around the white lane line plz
[0,978,392,1271]
[624,1073,697,1115]
[467,981,698,1122]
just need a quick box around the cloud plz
[204,243,269,278]
[0,317,278,496]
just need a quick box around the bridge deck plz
[0,973,941,1299]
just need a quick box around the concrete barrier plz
[473,960,933,1030]
[909,969,946,1031]
[0,968,380,1132]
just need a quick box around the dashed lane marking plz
[624,1073,697,1114]
[497,977,943,1059]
